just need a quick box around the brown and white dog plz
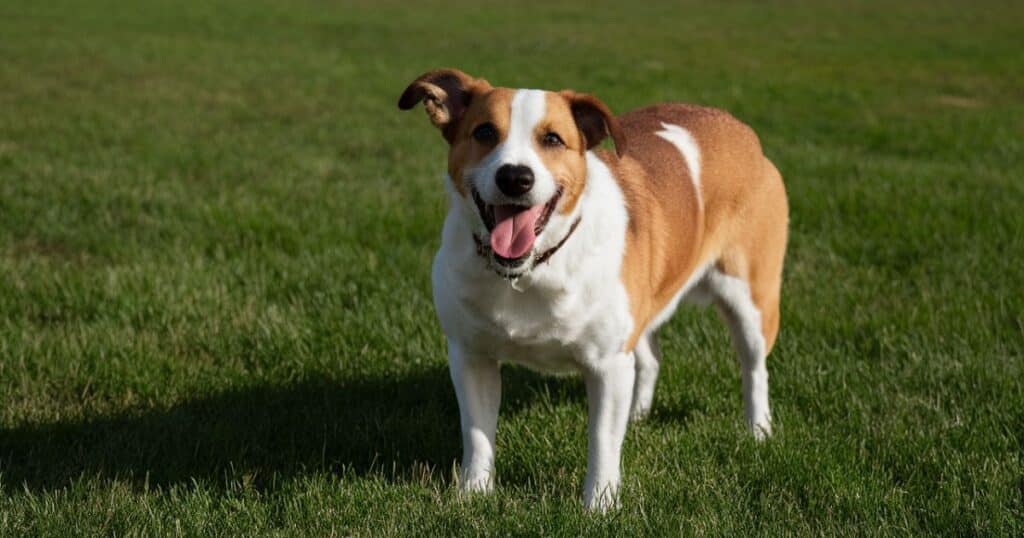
[398,69,788,511]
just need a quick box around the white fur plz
[447,341,500,492]
[655,122,702,205]
[583,351,634,511]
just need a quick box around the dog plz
[398,69,788,511]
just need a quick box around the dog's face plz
[399,69,625,277]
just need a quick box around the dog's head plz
[399,68,625,277]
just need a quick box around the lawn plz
[1,0,1022,534]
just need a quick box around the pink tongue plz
[490,204,544,259]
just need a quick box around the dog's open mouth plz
[472,188,562,266]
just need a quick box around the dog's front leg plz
[582,351,636,511]
[448,343,501,494]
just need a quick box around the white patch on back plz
[655,122,702,205]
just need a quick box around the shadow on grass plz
[0,365,587,493]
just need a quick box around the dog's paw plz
[628,405,651,423]
[749,418,772,441]
[458,470,495,495]
[583,481,620,513]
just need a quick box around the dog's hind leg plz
[708,158,787,439]
[707,268,774,440]
[629,331,661,421]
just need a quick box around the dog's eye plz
[472,123,498,144]
[541,132,564,148]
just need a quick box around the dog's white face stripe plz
[471,89,559,208]
[505,89,547,163]
[655,122,702,204]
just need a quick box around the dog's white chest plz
[435,266,630,373]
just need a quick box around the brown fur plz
[445,88,513,195]
[598,104,788,352]
[538,93,591,215]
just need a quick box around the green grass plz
[1,0,1022,534]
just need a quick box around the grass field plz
[1,0,1022,534]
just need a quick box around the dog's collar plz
[534,215,582,265]
[473,215,583,272]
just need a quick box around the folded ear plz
[398,68,490,142]
[560,91,626,157]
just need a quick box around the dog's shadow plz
[0,365,584,492]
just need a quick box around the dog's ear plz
[398,68,491,143]
[560,91,626,157]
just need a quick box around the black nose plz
[495,164,534,197]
